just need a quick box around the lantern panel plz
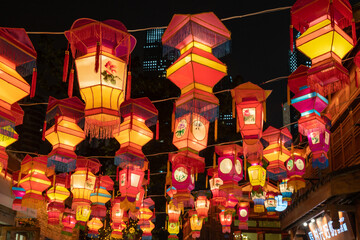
[248,165,266,187]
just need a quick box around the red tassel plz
[63,50,69,82]
[116,166,119,181]
[95,42,100,73]
[290,25,294,53]
[147,169,150,184]
[171,102,175,132]
[126,71,132,100]
[155,120,159,140]
[352,19,357,45]
[42,120,47,141]
[300,134,302,142]
[30,68,37,98]
[54,114,59,133]
[68,69,74,97]
[330,1,334,28]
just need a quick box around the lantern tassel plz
[95,42,100,73]
[213,152,216,168]
[147,169,150,184]
[171,102,175,132]
[68,68,74,98]
[63,50,69,82]
[205,175,208,189]
[290,24,294,53]
[236,114,240,133]
[30,68,37,98]
[155,120,159,140]
[42,120,47,141]
[214,119,218,142]
[287,85,291,106]
[54,114,59,133]
[244,155,247,181]
[330,0,334,28]
[352,19,357,45]
[116,166,119,181]
[263,101,266,122]
[126,71,131,100]
[232,98,235,118]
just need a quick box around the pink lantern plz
[118,168,144,211]
[216,144,243,183]
[238,202,249,230]
[286,148,306,191]
[207,167,226,206]
[195,195,210,219]
[243,139,263,165]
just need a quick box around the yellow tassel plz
[17,172,21,187]
[263,101,267,122]
[213,152,217,168]
[195,173,198,181]
[232,98,236,118]
[287,85,291,106]
[236,115,240,133]
[214,119,218,142]
[328,93,332,106]
[206,175,208,189]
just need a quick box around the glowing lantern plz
[275,195,288,212]
[286,148,306,191]
[138,198,155,222]
[139,220,155,240]
[279,179,294,204]
[251,188,266,213]
[167,201,181,223]
[195,195,210,219]
[11,171,26,211]
[248,164,266,187]
[189,210,203,238]
[87,217,103,238]
[113,97,158,169]
[90,175,113,218]
[168,221,180,239]
[65,18,136,139]
[118,168,144,210]
[111,197,125,224]
[221,193,238,211]
[19,155,51,209]
[298,114,330,169]
[0,28,36,172]
[216,144,243,185]
[262,126,292,180]
[61,209,77,236]
[291,0,355,96]
[45,97,85,172]
[238,202,249,230]
[207,167,226,206]
[264,192,277,215]
[71,157,100,222]
[111,221,126,239]
[243,139,263,165]
[135,187,146,209]
[219,210,232,234]
[231,82,271,141]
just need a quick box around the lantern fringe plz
[85,118,120,139]
[21,197,46,210]
[30,68,37,98]
[126,71,132,100]
[68,69,74,98]
[214,119,218,142]
[63,50,70,82]
[290,24,293,53]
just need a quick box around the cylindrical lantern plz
[87,217,103,238]
[65,18,136,139]
[189,210,203,238]
[45,97,85,173]
[238,202,249,230]
[195,195,210,219]
[219,210,232,233]
[90,175,113,218]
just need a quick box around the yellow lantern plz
[248,164,266,187]
[90,175,113,218]
[87,217,103,238]
[168,221,180,239]
[189,210,203,239]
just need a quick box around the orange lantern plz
[65,18,136,139]
[44,97,85,173]
[138,198,155,222]
[118,168,144,211]
[207,167,226,206]
[291,0,355,96]
[167,200,181,223]
[195,195,210,219]
[61,209,77,236]
[139,220,155,240]
[189,210,203,238]
[231,82,271,141]
[90,175,113,218]
[219,210,233,233]
[11,170,26,211]
[87,217,103,238]
[19,155,51,209]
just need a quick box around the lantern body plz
[90,175,113,218]
[238,202,249,230]
[172,164,194,192]
[167,201,181,223]
[195,196,210,219]
[119,168,144,199]
[286,149,306,177]
[275,195,288,212]
[279,179,294,204]
[111,197,125,223]
[61,211,77,236]
[208,174,226,206]
[219,211,232,233]
[71,170,96,208]
[248,165,266,187]
[47,202,64,225]
[218,155,243,183]
[189,211,203,238]
[111,221,126,239]
[168,221,180,236]
[65,18,136,139]
[87,217,103,237]
[251,189,266,213]
[243,139,263,165]
[264,192,277,215]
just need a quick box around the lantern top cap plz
[215,144,243,157]
[162,12,231,49]
[291,0,353,33]
[120,97,158,127]
[231,82,272,103]
[75,156,101,174]
[11,103,25,126]
[140,197,155,209]
[169,150,205,173]
[46,96,85,122]
[288,65,309,94]
[262,126,292,144]
[97,175,114,190]
[65,18,136,62]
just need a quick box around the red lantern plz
[46,173,69,224]
[238,202,249,230]
[61,209,77,236]
[118,168,144,210]
[111,221,126,239]
[219,210,232,233]
[286,148,306,191]
[207,167,226,206]
[243,139,263,165]
[111,196,125,224]
[11,170,26,211]
[90,175,114,218]
[195,195,210,219]
[65,18,136,139]
[139,220,155,240]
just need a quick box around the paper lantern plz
[291,0,355,96]
[264,192,277,215]
[138,198,155,222]
[45,97,85,172]
[135,187,146,210]
[238,202,249,230]
[139,220,155,240]
[189,210,203,238]
[195,195,210,219]
[219,210,232,234]
[61,209,77,236]
[286,148,306,191]
[65,18,136,139]
[275,195,288,212]
[111,221,126,239]
[11,171,26,211]
[168,221,180,239]
[251,188,266,213]
[279,179,294,204]
[118,168,144,210]
[248,164,266,187]
[111,197,125,224]
[216,144,243,183]
[207,167,226,206]
[231,82,272,141]
[113,97,158,169]
[171,163,194,192]
[167,201,181,223]
[90,175,113,218]
[243,139,263,165]
[87,217,103,238]
[221,193,238,211]
[19,155,51,209]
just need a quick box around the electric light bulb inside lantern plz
[311,219,315,223]
[303,222,308,227]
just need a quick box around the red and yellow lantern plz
[111,196,125,224]
[87,217,103,238]
[61,209,77,236]
[111,221,126,239]
[189,210,203,238]
[90,175,113,218]
[167,200,181,223]
[168,221,180,239]
[195,195,210,219]
[219,210,232,233]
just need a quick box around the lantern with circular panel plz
[286,148,306,191]
[65,18,136,139]
[291,0,355,96]
[168,221,180,239]
[238,202,250,230]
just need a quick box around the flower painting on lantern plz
[174,166,188,183]
[175,119,187,138]
[101,61,121,85]
[243,108,256,125]
[310,131,320,144]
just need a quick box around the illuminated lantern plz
[238,202,249,230]
[168,221,180,239]
[113,97,158,169]
[111,197,125,224]
[231,82,272,141]
[291,0,355,96]
[0,28,36,173]
[61,209,77,236]
[189,210,203,238]
[111,221,126,239]
[167,201,181,223]
[275,195,288,212]
[298,114,330,169]
[251,188,266,213]
[138,198,155,222]
[248,164,266,187]
[195,195,210,219]
[135,187,146,210]
[87,217,103,238]
[264,192,277,215]
[65,18,136,139]
[166,186,177,199]
[71,157,101,222]
[243,139,263,165]
[19,155,51,209]
[90,175,113,218]
[286,148,306,191]
[118,168,145,211]
[262,126,292,180]
[11,171,26,211]
[219,210,232,234]
[139,220,155,240]
[279,179,294,204]
[207,167,226,206]
[45,97,85,173]
[46,173,70,224]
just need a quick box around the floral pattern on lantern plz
[286,148,306,191]
[189,210,203,238]
[219,210,232,233]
